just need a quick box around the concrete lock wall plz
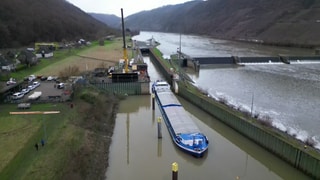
[149,49,320,179]
[149,49,173,85]
[177,81,320,179]
[92,82,149,95]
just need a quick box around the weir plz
[178,51,320,67]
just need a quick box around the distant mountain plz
[89,13,121,29]
[0,0,118,48]
[125,0,320,48]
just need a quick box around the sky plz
[66,0,193,17]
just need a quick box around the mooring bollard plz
[157,117,162,138]
[172,162,178,180]
[152,93,155,110]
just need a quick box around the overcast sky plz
[66,0,193,17]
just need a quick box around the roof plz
[0,54,14,66]
[19,50,36,59]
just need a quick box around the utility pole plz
[179,33,182,60]
[250,92,254,117]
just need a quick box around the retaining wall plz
[92,82,150,95]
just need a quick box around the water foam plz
[206,89,320,150]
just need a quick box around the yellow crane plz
[121,8,129,73]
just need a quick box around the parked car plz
[57,83,64,89]
[47,76,57,81]
[6,78,16,86]
[47,76,54,81]
[32,81,40,88]
[12,92,24,100]
[28,85,35,91]
[28,75,36,82]
[20,88,30,95]
[40,76,47,81]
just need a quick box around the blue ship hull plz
[153,81,209,157]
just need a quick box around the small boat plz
[152,80,209,157]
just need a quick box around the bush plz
[59,65,80,81]
[305,136,316,147]
[80,91,97,104]
[258,115,273,127]
[218,96,228,105]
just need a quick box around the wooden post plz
[172,162,178,180]
[157,117,162,138]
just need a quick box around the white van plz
[12,92,24,100]
[29,75,36,82]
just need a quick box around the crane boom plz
[121,8,129,73]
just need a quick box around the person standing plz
[34,143,39,151]
[41,139,45,147]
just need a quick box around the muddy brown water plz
[105,57,311,180]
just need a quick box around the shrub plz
[59,65,80,81]
[305,136,316,147]
[218,96,228,105]
[80,91,97,104]
[258,115,273,127]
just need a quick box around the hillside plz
[0,0,117,48]
[89,13,121,29]
[125,0,320,48]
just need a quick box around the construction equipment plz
[121,8,129,73]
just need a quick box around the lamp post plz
[250,92,254,117]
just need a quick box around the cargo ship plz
[152,80,209,157]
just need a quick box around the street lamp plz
[250,92,254,117]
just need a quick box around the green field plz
[0,103,81,179]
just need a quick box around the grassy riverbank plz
[0,39,125,179]
[0,88,118,179]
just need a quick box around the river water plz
[105,55,312,179]
[133,31,320,149]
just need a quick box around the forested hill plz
[89,13,121,29]
[0,0,117,48]
[125,0,320,48]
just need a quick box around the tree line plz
[0,0,117,48]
